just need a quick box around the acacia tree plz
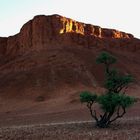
[80,52,137,128]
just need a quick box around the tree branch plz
[109,106,126,123]
[100,112,107,120]
[87,102,98,122]
[116,84,126,93]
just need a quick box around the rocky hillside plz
[0,14,139,100]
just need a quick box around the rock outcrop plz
[0,14,139,60]
[0,14,140,100]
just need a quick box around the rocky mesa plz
[0,14,139,59]
[0,14,139,101]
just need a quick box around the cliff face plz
[0,14,139,60]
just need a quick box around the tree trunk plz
[96,119,109,128]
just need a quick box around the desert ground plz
[0,85,139,140]
[0,119,140,140]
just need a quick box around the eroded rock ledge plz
[0,14,139,59]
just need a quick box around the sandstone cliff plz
[0,14,139,60]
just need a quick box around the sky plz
[0,0,140,38]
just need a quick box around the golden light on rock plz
[59,29,64,34]
[59,18,84,35]
[58,15,133,39]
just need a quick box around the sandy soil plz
[0,96,139,139]
[0,85,139,139]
